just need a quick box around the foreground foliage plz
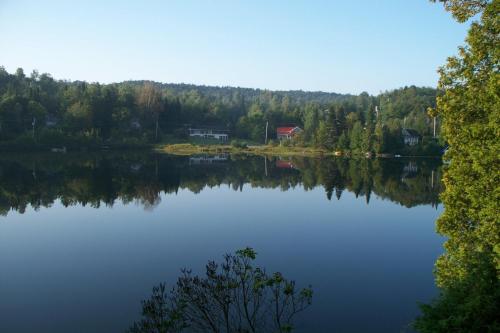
[129,248,313,333]
[415,1,499,331]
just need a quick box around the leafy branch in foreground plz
[129,248,313,333]
[414,0,499,332]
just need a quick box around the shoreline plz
[0,142,443,158]
[159,143,328,157]
[157,143,443,158]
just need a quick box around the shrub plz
[267,139,278,147]
[281,139,292,147]
[231,140,248,149]
[129,248,313,333]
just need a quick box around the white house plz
[402,128,421,146]
[188,128,229,141]
[45,115,58,127]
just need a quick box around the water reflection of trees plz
[0,153,442,216]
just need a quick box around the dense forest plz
[0,67,441,154]
[0,153,442,216]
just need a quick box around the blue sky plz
[0,0,468,94]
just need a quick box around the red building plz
[276,126,302,140]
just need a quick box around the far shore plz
[0,141,443,158]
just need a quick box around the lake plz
[0,152,444,333]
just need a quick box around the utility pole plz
[265,121,268,144]
[155,117,159,141]
[433,117,437,138]
[32,117,36,141]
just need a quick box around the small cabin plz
[130,119,141,130]
[277,126,302,140]
[188,128,229,141]
[45,115,59,127]
[402,128,421,146]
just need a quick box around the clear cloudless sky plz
[0,0,469,94]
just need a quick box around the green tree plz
[15,67,25,79]
[373,124,388,153]
[138,83,163,141]
[325,107,340,148]
[415,1,499,331]
[314,121,329,148]
[65,101,92,131]
[303,103,319,143]
[362,106,375,152]
[349,121,363,153]
[337,132,349,151]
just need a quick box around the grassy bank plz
[158,143,444,158]
[159,143,336,157]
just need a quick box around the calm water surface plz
[0,153,443,333]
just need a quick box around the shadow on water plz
[0,152,443,216]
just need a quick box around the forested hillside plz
[0,66,441,153]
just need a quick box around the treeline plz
[0,67,441,153]
[0,153,442,216]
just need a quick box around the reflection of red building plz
[277,126,302,140]
[276,160,295,169]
